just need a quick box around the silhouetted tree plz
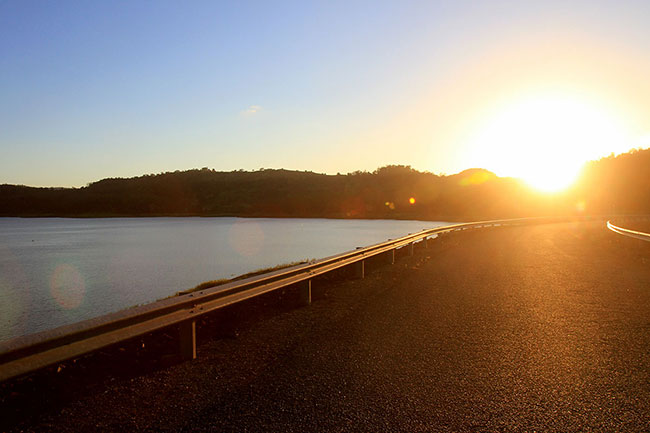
[2,150,648,219]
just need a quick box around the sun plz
[465,93,633,192]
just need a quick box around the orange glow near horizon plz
[464,93,635,192]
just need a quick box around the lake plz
[0,217,452,341]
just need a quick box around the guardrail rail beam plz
[607,220,650,242]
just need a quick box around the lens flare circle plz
[0,277,23,336]
[228,219,265,257]
[50,264,86,309]
[0,245,29,337]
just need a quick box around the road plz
[4,221,650,432]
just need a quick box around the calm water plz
[0,217,451,341]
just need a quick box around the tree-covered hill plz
[2,148,649,220]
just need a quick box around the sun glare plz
[466,94,633,192]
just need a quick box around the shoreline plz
[0,214,467,222]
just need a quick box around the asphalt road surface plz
[4,221,650,432]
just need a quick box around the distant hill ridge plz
[2,148,649,219]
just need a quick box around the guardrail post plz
[179,320,196,360]
[408,242,414,256]
[300,279,312,305]
[423,237,428,249]
[387,248,395,265]
[355,260,365,279]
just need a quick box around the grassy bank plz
[178,260,316,295]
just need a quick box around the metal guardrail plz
[0,215,638,382]
[607,221,650,242]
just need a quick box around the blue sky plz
[2,1,650,187]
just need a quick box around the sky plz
[2,0,650,188]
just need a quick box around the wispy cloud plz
[241,105,263,116]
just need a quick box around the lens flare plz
[228,219,265,257]
[0,277,23,336]
[0,245,29,339]
[50,264,86,309]
[459,170,494,186]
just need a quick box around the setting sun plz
[465,94,633,192]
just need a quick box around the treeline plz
[1,148,649,220]
[572,147,650,215]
